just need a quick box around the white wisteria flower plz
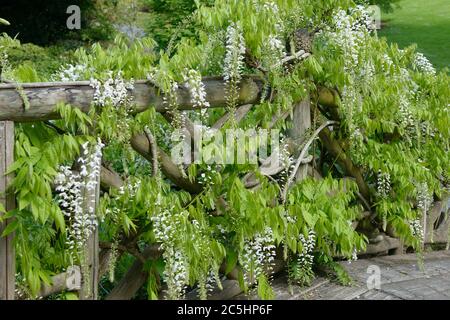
[53,64,87,82]
[55,138,104,257]
[298,230,316,271]
[414,52,436,75]
[183,69,210,120]
[377,170,391,198]
[417,182,432,215]
[90,71,134,108]
[240,227,276,285]
[223,22,246,83]
[409,219,424,240]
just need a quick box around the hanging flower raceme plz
[183,69,210,121]
[151,206,190,299]
[55,138,105,258]
[239,227,276,285]
[377,171,391,198]
[417,182,433,215]
[223,22,246,83]
[297,230,315,272]
[409,219,424,240]
[326,6,374,72]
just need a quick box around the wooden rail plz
[0,78,262,122]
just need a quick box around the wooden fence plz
[0,78,447,300]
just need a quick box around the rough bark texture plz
[287,97,312,181]
[38,266,81,298]
[0,78,262,122]
[425,195,450,245]
[130,133,202,194]
[0,121,15,300]
[100,166,124,190]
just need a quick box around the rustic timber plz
[0,121,15,300]
[288,96,312,181]
[0,77,262,122]
[131,133,203,193]
[425,195,450,245]
[100,166,124,190]
[38,266,81,298]
[105,245,161,300]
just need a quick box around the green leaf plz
[1,220,18,237]
[225,249,238,274]
[64,292,79,300]
[0,18,10,25]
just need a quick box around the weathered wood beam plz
[318,127,371,202]
[360,235,400,255]
[105,244,161,300]
[100,166,124,190]
[0,121,15,300]
[0,77,262,122]
[37,266,81,298]
[130,133,202,194]
[287,96,312,182]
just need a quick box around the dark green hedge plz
[0,0,113,45]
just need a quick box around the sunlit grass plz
[378,0,450,71]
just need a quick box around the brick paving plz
[234,251,450,300]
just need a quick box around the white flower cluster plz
[264,34,287,68]
[198,164,215,186]
[377,171,391,198]
[262,1,279,14]
[298,230,315,271]
[151,207,181,250]
[351,5,376,32]
[90,71,134,108]
[240,227,276,284]
[358,60,375,85]
[417,182,432,214]
[163,246,189,300]
[55,139,104,256]
[409,219,424,240]
[350,127,364,157]
[53,64,87,82]
[414,52,436,76]
[183,69,210,120]
[398,96,415,129]
[223,22,246,83]
[328,6,373,71]
[151,205,191,299]
[118,179,141,198]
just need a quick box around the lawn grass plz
[378,0,450,71]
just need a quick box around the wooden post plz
[0,121,15,300]
[288,96,311,182]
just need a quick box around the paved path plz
[235,251,450,300]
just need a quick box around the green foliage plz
[141,0,214,49]
[2,0,448,300]
[0,35,76,80]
